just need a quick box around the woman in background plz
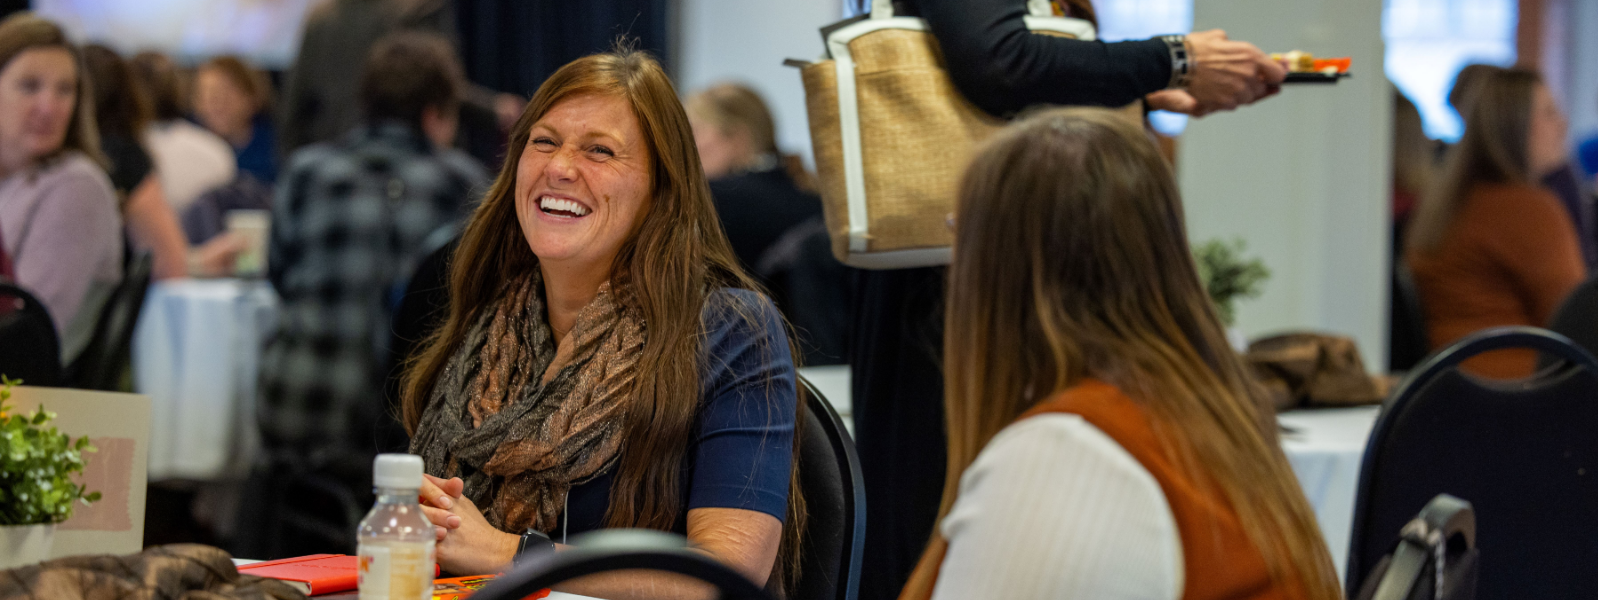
[0,13,122,363]
[902,107,1339,600]
[129,50,237,216]
[686,82,850,364]
[195,55,277,184]
[83,45,239,279]
[1407,66,1584,378]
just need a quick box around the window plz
[1096,0,1194,135]
[1384,0,1518,141]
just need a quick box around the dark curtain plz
[455,0,670,97]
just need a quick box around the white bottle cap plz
[373,453,424,490]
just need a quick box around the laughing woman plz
[401,48,803,599]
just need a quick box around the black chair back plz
[1547,274,1598,359]
[0,282,61,386]
[65,253,153,390]
[471,530,772,600]
[1388,260,1430,372]
[1348,327,1598,598]
[795,375,865,600]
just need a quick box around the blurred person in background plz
[279,0,522,166]
[687,82,850,364]
[82,44,240,280]
[848,1,1289,597]
[1453,63,1594,269]
[1391,88,1436,255]
[1408,66,1584,379]
[902,106,1339,600]
[195,55,278,184]
[129,51,237,216]
[244,31,488,557]
[0,13,121,364]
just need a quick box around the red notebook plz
[238,554,359,595]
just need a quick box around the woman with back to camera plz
[851,1,1290,596]
[195,55,278,184]
[0,13,122,364]
[402,47,804,599]
[901,107,1340,600]
[1406,66,1584,379]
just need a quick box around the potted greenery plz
[0,378,98,568]
[1193,238,1270,351]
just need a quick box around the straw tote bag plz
[798,0,1097,269]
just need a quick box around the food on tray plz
[1269,51,1352,75]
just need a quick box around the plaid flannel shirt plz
[261,122,488,454]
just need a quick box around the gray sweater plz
[0,152,124,363]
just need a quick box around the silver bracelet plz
[1161,34,1191,88]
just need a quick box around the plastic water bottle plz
[358,454,436,600]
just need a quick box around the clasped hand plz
[419,474,523,576]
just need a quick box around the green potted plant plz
[0,378,98,568]
[1193,238,1270,350]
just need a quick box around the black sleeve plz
[914,0,1174,116]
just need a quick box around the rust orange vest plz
[1020,379,1307,600]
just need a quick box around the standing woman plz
[1406,66,1585,378]
[0,13,122,363]
[904,107,1339,599]
[194,55,277,184]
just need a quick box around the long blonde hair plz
[1407,66,1540,254]
[902,108,1340,599]
[399,47,805,592]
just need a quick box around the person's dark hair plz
[198,55,269,114]
[129,51,186,121]
[0,12,100,167]
[1408,66,1541,254]
[400,46,806,592]
[82,44,153,140]
[359,31,463,130]
[903,107,1341,600]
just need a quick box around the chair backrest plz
[0,282,61,386]
[1348,327,1598,598]
[65,253,154,390]
[794,375,866,600]
[472,529,773,600]
[1388,260,1430,372]
[1547,275,1598,359]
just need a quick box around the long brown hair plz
[1407,66,1540,254]
[198,55,271,114]
[82,44,153,140]
[400,47,805,591]
[0,12,101,168]
[902,108,1340,599]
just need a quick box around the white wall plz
[673,0,844,169]
[1178,0,1391,369]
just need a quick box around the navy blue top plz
[550,288,797,539]
[236,116,279,184]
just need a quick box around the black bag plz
[1354,494,1479,600]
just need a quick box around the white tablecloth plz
[133,279,279,481]
[1279,405,1382,579]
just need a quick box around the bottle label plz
[358,541,436,600]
